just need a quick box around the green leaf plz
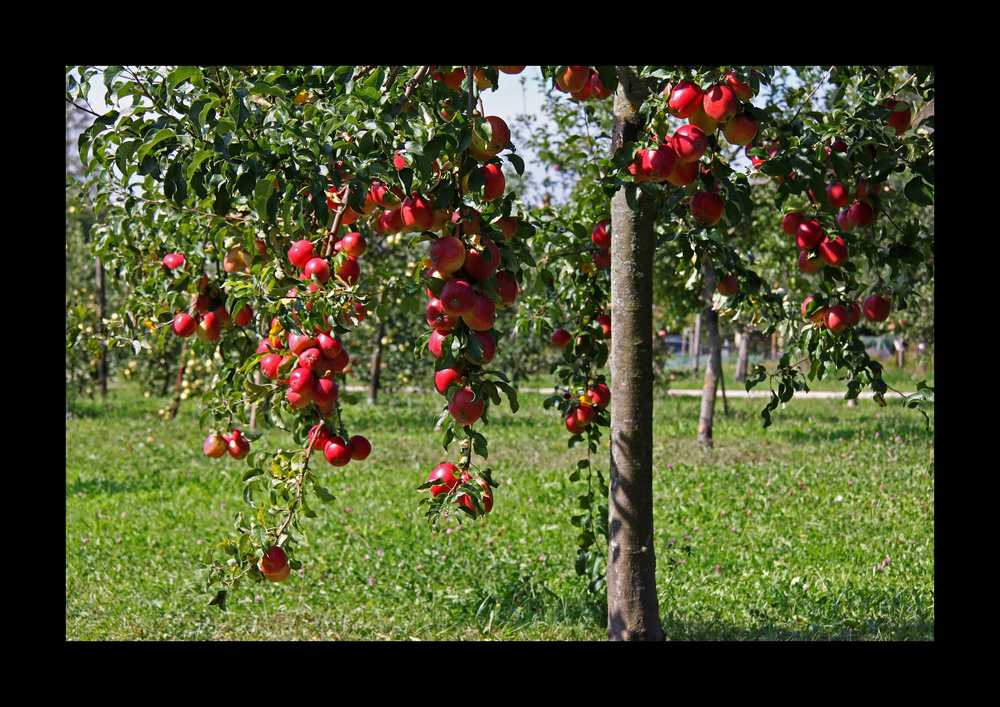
[903,176,934,206]
[136,128,176,165]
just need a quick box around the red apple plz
[596,313,612,338]
[464,239,501,281]
[586,383,611,410]
[287,240,314,269]
[428,328,449,358]
[862,295,892,323]
[429,235,467,275]
[227,429,250,460]
[195,312,221,342]
[334,256,360,286]
[590,71,613,100]
[172,312,197,338]
[370,181,403,208]
[287,332,317,355]
[340,232,367,257]
[592,219,611,249]
[665,158,699,186]
[848,201,875,228]
[643,143,678,182]
[449,387,485,425]
[440,278,477,317]
[722,113,758,146]
[469,115,510,161]
[288,367,315,394]
[702,84,738,123]
[203,432,228,458]
[798,249,824,274]
[316,331,343,359]
[594,248,611,269]
[826,182,849,208]
[573,403,596,427]
[426,298,459,332]
[716,275,738,296]
[667,80,703,119]
[401,193,434,231]
[551,328,571,349]
[465,331,497,366]
[817,236,849,268]
[689,191,725,227]
[428,462,460,497]
[796,220,824,250]
[885,99,911,136]
[724,70,754,101]
[478,163,505,201]
[260,353,283,380]
[565,410,586,435]
[555,65,590,93]
[308,424,333,452]
[496,217,518,242]
[802,295,826,323]
[462,293,497,332]
[259,545,288,578]
[434,365,466,396]
[492,270,518,309]
[458,472,494,516]
[672,124,708,163]
[823,305,851,334]
[782,211,804,237]
[348,435,371,461]
[310,377,339,407]
[324,436,352,466]
[302,257,331,284]
[162,253,185,269]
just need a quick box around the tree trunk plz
[95,257,108,398]
[734,323,751,383]
[167,338,189,421]
[606,66,664,642]
[368,318,386,405]
[697,268,722,449]
[692,313,701,376]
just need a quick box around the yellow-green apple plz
[689,191,725,227]
[449,387,485,425]
[223,245,252,274]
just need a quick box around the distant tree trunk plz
[735,323,751,383]
[606,66,664,642]
[368,317,386,404]
[895,333,906,368]
[692,313,701,376]
[697,268,722,449]
[167,338,189,421]
[95,257,108,397]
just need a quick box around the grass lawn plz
[66,375,934,641]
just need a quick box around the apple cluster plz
[425,462,494,518]
[203,427,251,460]
[167,268,255,345]
[553,65,614,102]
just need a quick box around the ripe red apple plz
[428,462,460,497]
[434,365,466,396]
[573,403,596,427]
[334,256,360,286]
[259,545,288,578]
[722,113,758,146]
[824,305,851,334]
[848,201,875,228]
[478,163,506,201]
[458,473,494,516]
[316,331,343,359]
[426,298,458,331]
[332,347,350,373]
[462,293,497,332]
[796,220,824,250]
[781,211,804,237]
[340,232,367,257]
[717,275,738,296]
[429,235,467,275]
[162,253,185,269]
[287,240,314,269]
[465,331,497,366]
[227,429,251,459]
[172,312,197,338]
[288,367,315,394]
[375,207,404,234]
[797,249,824,274]
[802,295,826,323]
[551,328,571,349]
[310,377,339,407]
[849,302,862,326]
[667,79,704,119]
[596,313,612,338]
[302,257,331,284]
[428,329,449,358]
[594,248,611,269]
[643,143,678,182]
[817,236,849,268]
[499,66,525,75]
[195,312,221,342]
[587,383,611,410]
[592,219,611,249]
[464,239,501,281]
[565,410,586,435]
[440,278,477,317]
[308,424,333,452]
[469,115,510,161]
[449,387,485,425]
[826,183,849,208]
[223,246,252,274]
[260,353,284,380]
[885,99,911,136]
[324,436,352,466]
[689,191,725,227]
[724,70,754,101]
[203,432,228,458]
[862,295,892,323]
[492,270,518,309]
[348,435,371,461]
[212,303,231,328]
[285,388,312,409]
[370,181,403,208]
[287,332,317,355]
[496,217,518,242]
[665,158,699,186]
[590,71,613,100]
[672,124,708,163]
[702,84,738,123]
[401,193,434,231]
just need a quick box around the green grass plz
[65,377,934,641]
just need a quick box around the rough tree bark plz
[606,66,664,642]
[697,267,722,449]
